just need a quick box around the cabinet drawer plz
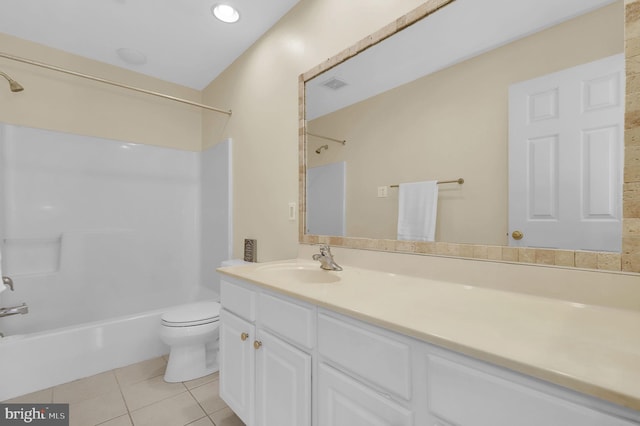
[318,313,412,400]
[221,280,256,321]
[258,292,315,349]
[427,355,636,426]
[318,362,413,426]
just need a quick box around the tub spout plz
[0,303,28,317]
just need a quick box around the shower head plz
[315,144,328,154]
[9,80,23,92]
[0,71,24,92]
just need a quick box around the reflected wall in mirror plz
[299,0,640,272]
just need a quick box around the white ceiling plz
[0,0,301,90]
[306,0,618,120]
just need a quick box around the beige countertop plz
[218,256,640,412]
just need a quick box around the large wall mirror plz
[299,0,640,273]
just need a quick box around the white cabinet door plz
[255,329,312,426]
[318,363,413,426]
[220,309,255,426]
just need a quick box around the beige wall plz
[308,2,623,245]
[202,0,430,261]
[0,33,202,151]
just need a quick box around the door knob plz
[511,230,524,240]
[240,332,249,341]
[254,340,262,350]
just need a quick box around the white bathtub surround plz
[0,124,232,330]
[0,123,232,399]
[218,246,640,416]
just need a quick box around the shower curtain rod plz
[306,132,346,145]
[0,52,232,116]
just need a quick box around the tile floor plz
[4,356,245,426]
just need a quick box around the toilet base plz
[164,343,218,383]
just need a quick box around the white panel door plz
[509,54,624,251]
[255,329,312,426]
[307,161,346,235]
[219,309,255,426]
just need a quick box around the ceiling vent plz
[321,77,348,90]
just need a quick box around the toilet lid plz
[161,301,221,326]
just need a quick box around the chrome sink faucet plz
[312,244,343,271]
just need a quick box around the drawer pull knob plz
[254,340,262,350]
[240,332,249,341]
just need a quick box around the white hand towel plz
[397,181,438,241]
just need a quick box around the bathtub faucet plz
[0,303,28,318]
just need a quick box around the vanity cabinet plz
[318,309,639,426]
[219,279,312,426]
[220,276,640,426]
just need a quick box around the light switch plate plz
[288,202,297,220]
[377,186,389,198]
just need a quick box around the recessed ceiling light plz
[116,48,147,65]
[212,4,240,23]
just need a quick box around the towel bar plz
[390,178,464,188]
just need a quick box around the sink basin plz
[255,263,341,283]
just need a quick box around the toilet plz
[160,301,221,383]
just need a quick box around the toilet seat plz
[161,301,221,327]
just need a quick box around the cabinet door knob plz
[254,340,262,350]
[511,230,524,240]
[241,332,249,341]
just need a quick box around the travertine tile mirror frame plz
[299,0,640,273]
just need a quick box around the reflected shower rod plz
[390,178,464,188]
[306,132,346,145]
[0,51,232,115]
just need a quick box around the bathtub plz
[0,305,179,401]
